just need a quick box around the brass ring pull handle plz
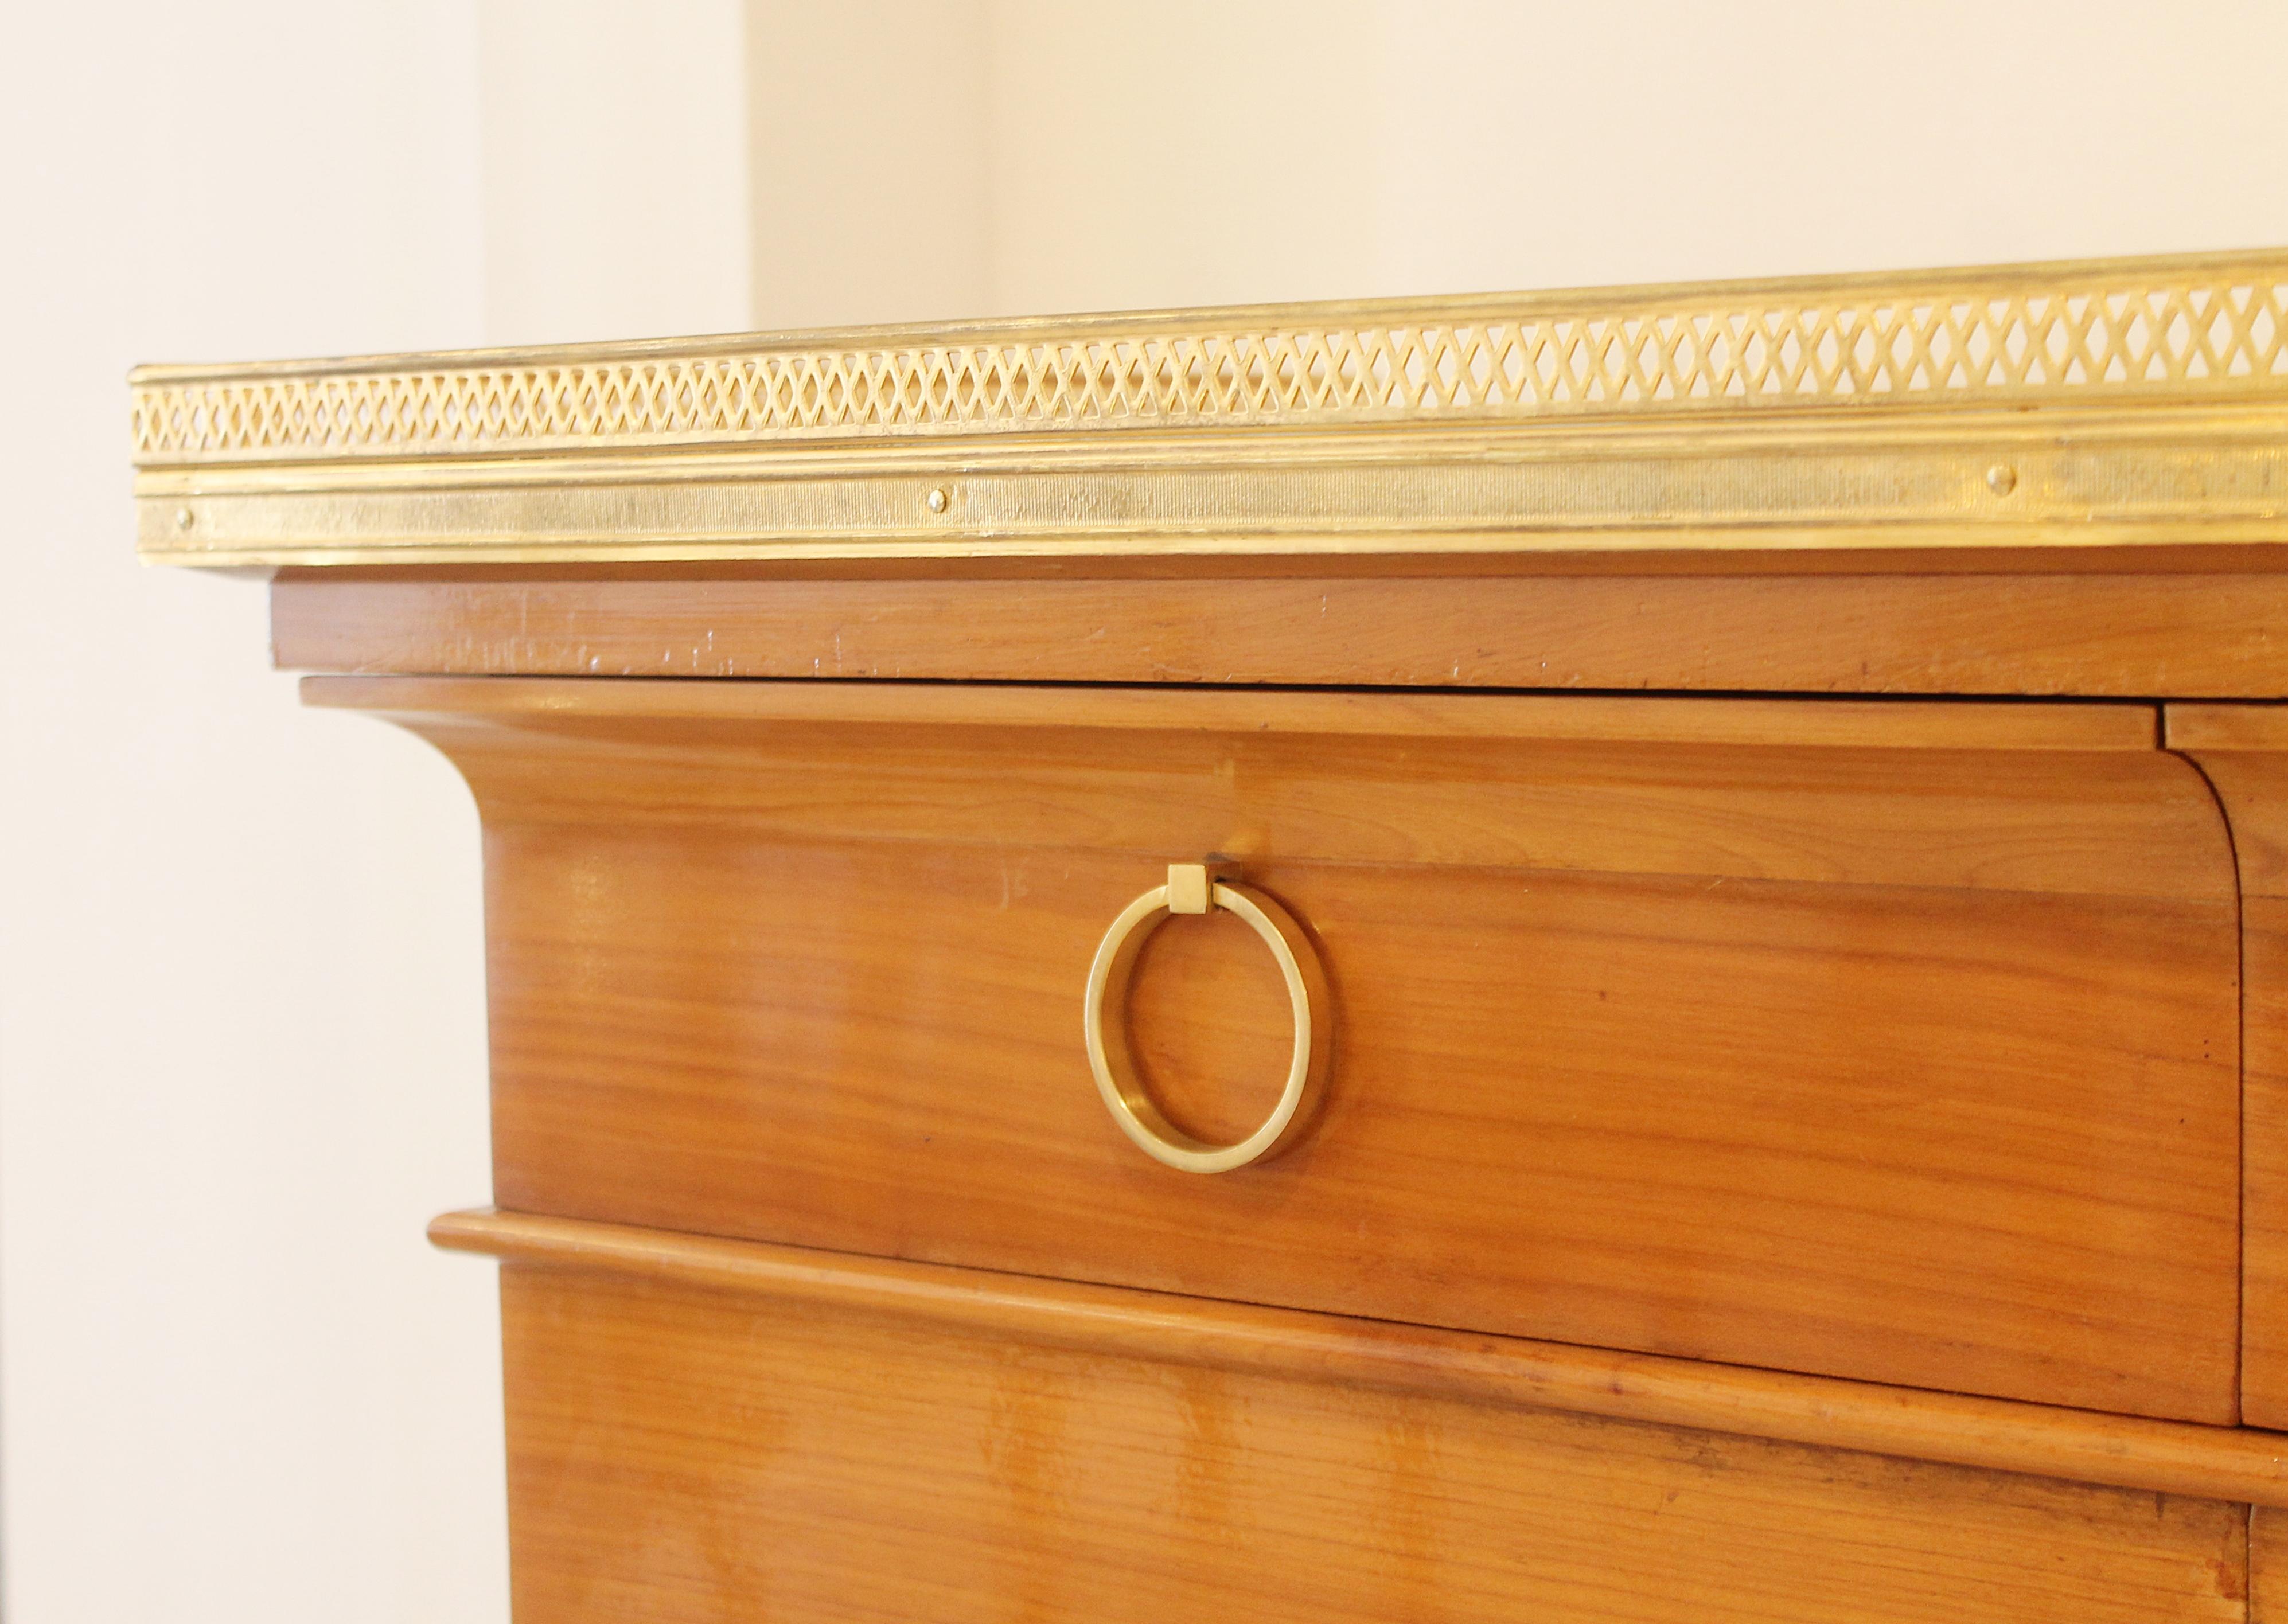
[1083,864,1331,1174]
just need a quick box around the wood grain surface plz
[437,1205,2288,1509]
[2261,1507,2286,1624]
[303,670,2160,752]
[494,1258,2251,1624]
[2169,706,2288,1430]
[330,675,2244,1419]
[274,567,2288,696]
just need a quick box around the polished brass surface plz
[132,251,2288,568]
[1083,865,1329,1174]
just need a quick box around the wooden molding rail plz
[431,1206,2288,1508]
[303,672,2159,752]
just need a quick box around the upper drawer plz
[326,678,2243,1422]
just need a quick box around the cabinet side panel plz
[2169,727,2288,1429]
[2258,1506,2285,1623]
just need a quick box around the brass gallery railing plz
[131,250,2288,568]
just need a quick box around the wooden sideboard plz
[139,251,2288,1621]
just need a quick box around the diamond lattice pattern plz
[134,270,2288,461]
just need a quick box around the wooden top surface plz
[134,249,2288,571]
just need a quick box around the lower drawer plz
[492,1250,2248,1624]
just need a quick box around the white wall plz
[6,4,2287,1622]
[0,3,746,1621]
[481,1,750,344]
[747,0,2288,328]
[746,1,994,330]
[0,6,499,1622]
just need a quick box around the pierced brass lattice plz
[131,254,2288,464]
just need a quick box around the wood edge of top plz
[300,673,2160,752]
[429,1205,2288,1508]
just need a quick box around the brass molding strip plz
[133,251,2288,568]
[431,1205,2288,1506]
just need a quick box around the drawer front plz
[497,1258,2248,1624]
[343,678,2244,1420]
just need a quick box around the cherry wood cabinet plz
[141,250,2288,1620]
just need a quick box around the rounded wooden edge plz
[2168,702,2288,754]
[430,1205,2288,1509]
[301,672,2160,752]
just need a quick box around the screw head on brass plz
[174,506,195,531]
[1985,464,2017,496]
[926,487,949,514]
